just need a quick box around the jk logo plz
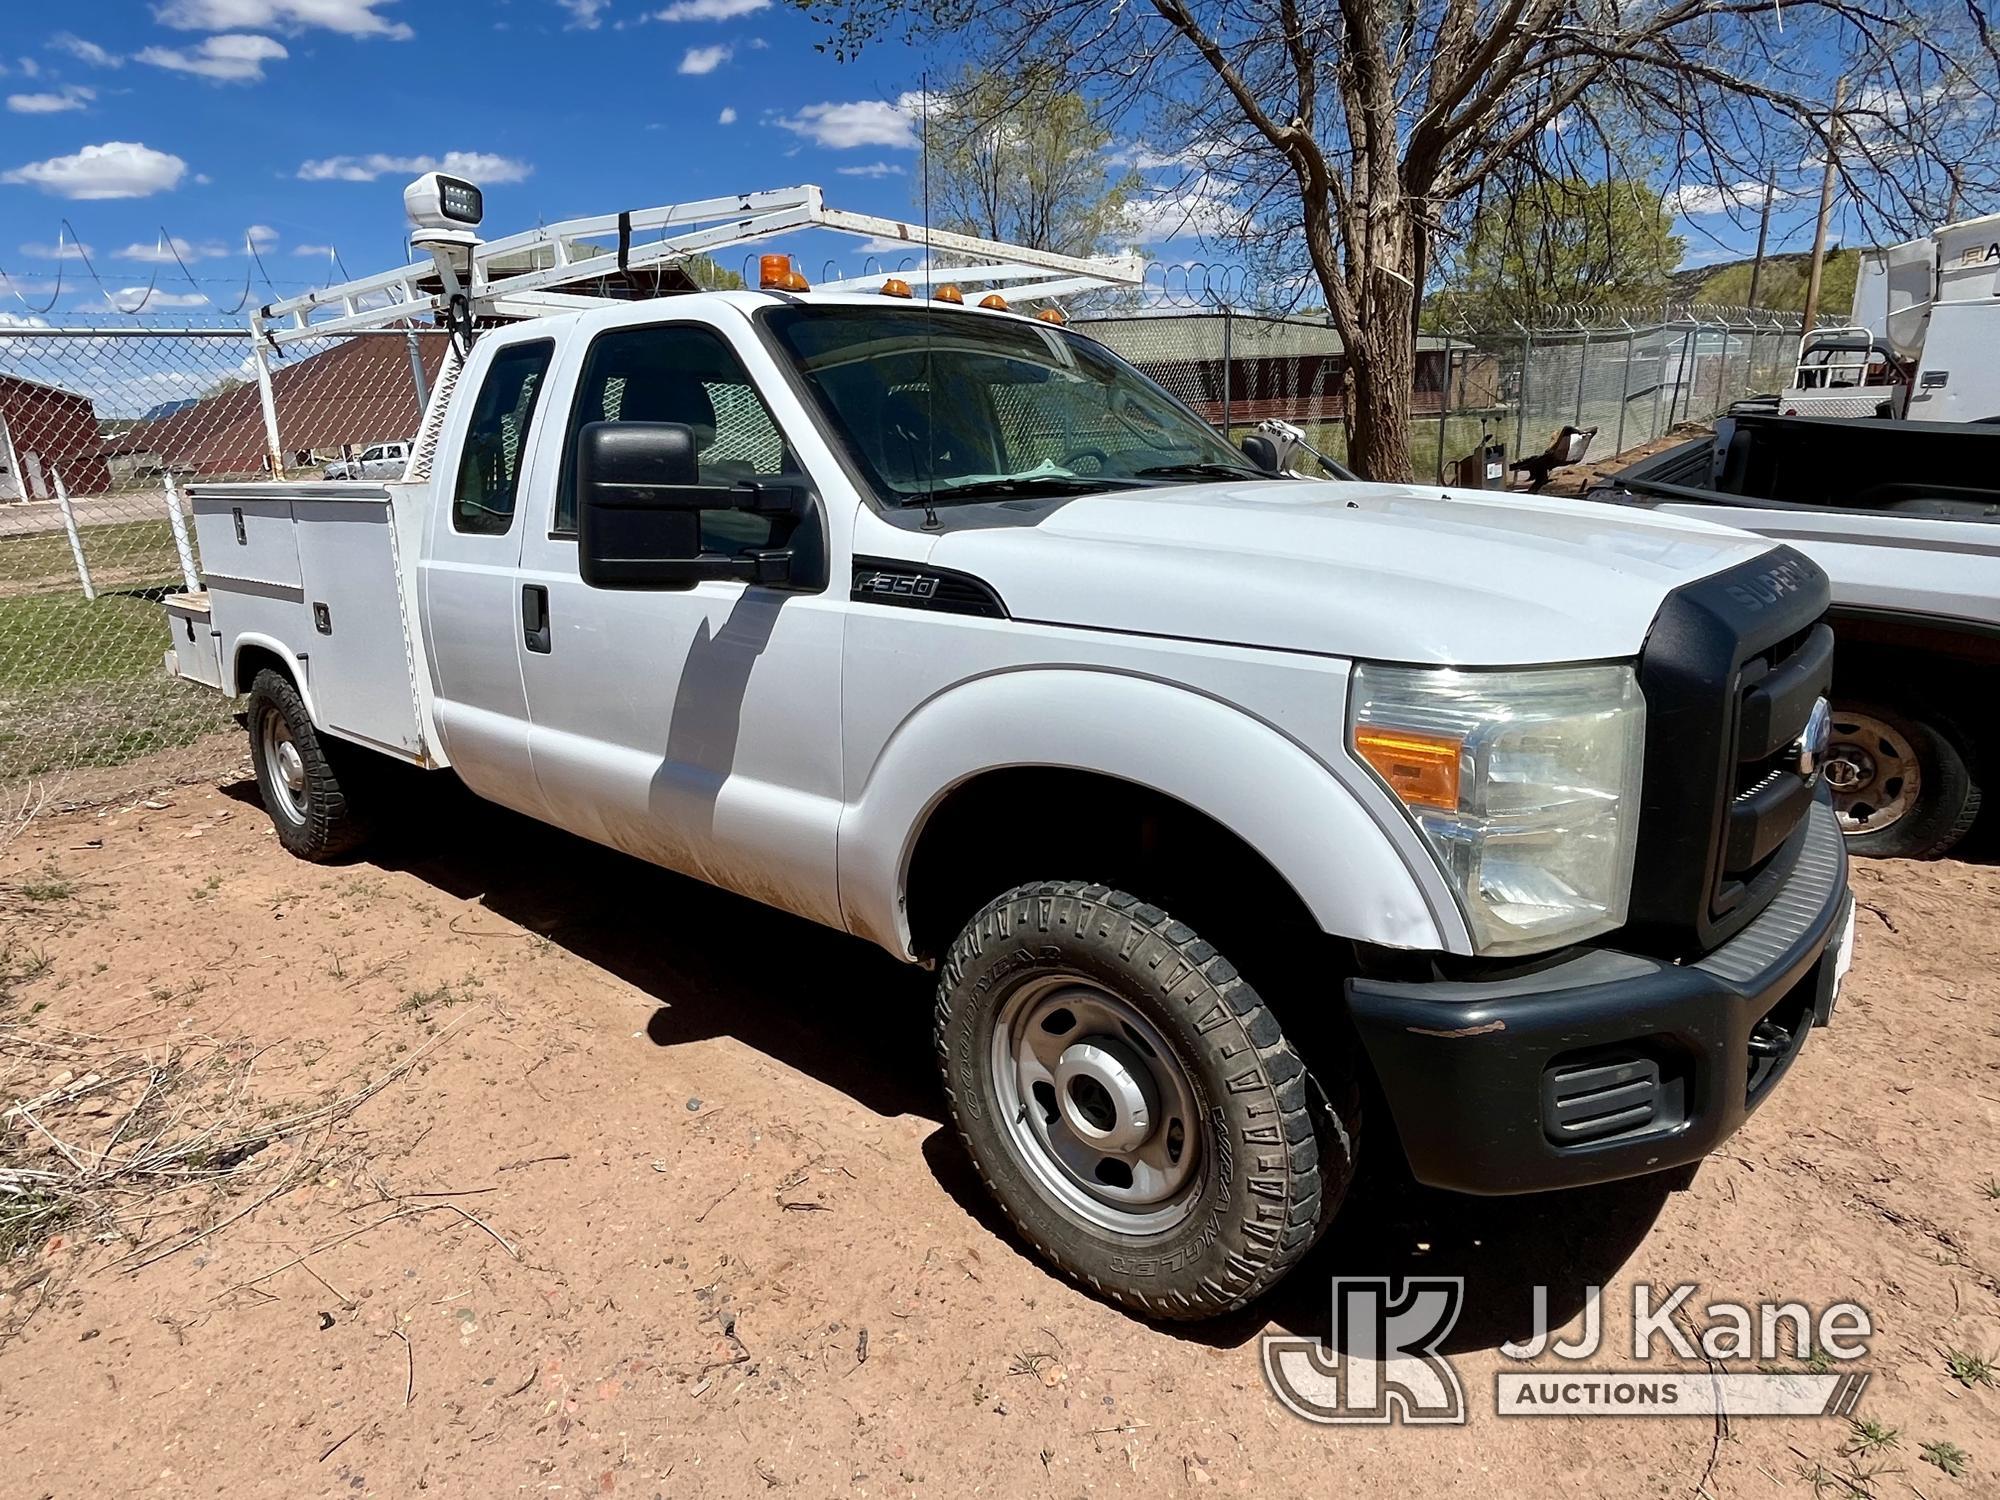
[1260,1277,1467,1424]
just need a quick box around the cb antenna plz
[920,71,939,529]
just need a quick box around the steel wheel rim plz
[261,714,309,825]
[990,974,1202,1236]
[1825,710,1919,835]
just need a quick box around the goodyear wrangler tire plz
[936,881,1355,1319]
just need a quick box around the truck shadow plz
[321,775,1676,1355]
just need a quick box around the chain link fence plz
[1078,308,1806,480]
[0,324,437,825]
[1,307,1808,825]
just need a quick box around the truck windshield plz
[761,304,1262,506]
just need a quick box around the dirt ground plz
[2,775,1996,1499]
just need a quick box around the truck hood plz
[921,480,1778,665]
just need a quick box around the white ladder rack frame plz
[250,185,1142,349]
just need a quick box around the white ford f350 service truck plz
[160,175,1855,1319]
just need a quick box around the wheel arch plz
[838,667,1460,963]
[231,633,319,722]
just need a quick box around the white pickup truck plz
[158,177,1855,1319]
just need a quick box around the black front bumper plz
[1347,799,1851,1195]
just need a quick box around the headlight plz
[1348,663,1646,956]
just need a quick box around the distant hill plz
[1670,248,1860,315]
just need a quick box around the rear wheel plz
[1825,701,1980,860]
[935,880,1356,1319]
[246,668,373,861]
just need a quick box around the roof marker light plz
[882,277,913,298]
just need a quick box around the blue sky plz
[0,0,1852,322]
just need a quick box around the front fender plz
[838,667,1466,960]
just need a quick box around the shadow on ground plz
[237,771,1678,1355]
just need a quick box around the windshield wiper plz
[912,475,1119,504]
[1133,460,1266,482]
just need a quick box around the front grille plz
[1625,547,1832,957]
[1714,620,1834,919]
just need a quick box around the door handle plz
[521,584,551,654]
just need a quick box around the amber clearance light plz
[1352,725,1462,811]
[881,277,913,298]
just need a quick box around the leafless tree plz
[799,0,1999,480]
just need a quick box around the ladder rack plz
[252,184,1143,348]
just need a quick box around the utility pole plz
[1746,169,1776,310]
[1801,76,1847,332]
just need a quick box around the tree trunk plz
[1344,219,1421,485]
[1347,315,1418,483]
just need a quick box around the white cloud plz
[293,242,335,256]
[653,0,769,18]
[556,0,608,27]
[76,287,213,312]
[678,43,730,74]
[17,58,40,79]
[775,92,926,150]
[19,240,95,260]
[152,0,413,40]
[1665,180,1786,216]
[7,85,95,113]
[717,106,737,124]
[246,223,278,247]
[297,149,533,183]
[2,141,189,199]
[115,235,230,262]
[138,33,289,82]
[50,33,123,67]
[836,161,905,178]
[1124,183,1240,244]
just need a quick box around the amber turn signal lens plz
[1034,307,1066,324]
[978,293,1009,310]
[882,277,913,298]
[933,283,964,304]
[1353,726,1462,811]
[759,254,792,290]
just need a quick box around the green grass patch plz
[0,517,179,593]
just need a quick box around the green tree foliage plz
[1436,179,1683,326]
[1692,250,1858,315]
[926,68,1140,257]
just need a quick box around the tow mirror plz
[1240,433,1282,475]
[576,421,802,590]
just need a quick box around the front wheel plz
[935,881,1355,1319]
[1825,702,1981,860]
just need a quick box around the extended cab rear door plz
[417,326,558,822]
[510,304,848,929]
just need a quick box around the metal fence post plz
[1614,324,1635,454]
[1219,305,1233,437]
[405,329,431,414]
[1515,329,1532,459]
[1713,321,1732,417]
[248,313,287,478]
[1573,327,1590,428]
[162,471,200,595]
[52,468,96,601]
[1650,327,1671,442]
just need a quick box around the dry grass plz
[0,971,474,1346]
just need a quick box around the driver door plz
[512,314,847,928]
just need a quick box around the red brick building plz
[0,372,113,500]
